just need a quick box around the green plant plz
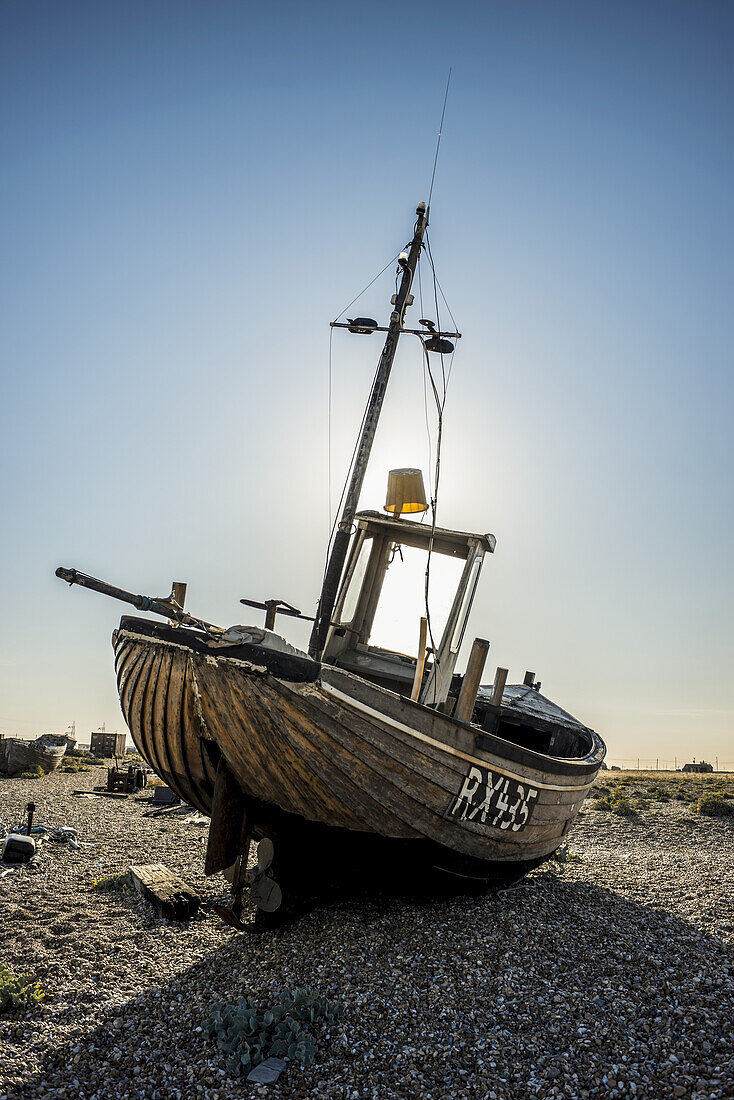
[16,766,44,779]
[592,792,636,816]
[553,843,582,864]
[0,965,46,1014]
[92,872,129,893]
[66,749,104,764]
[205,988,340,1076]
[694,794,734,818]
[59,760,90,773]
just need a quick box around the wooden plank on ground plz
[129,863,200,921]
[73,790,128,799]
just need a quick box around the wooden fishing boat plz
[0,734,67,776]
[57,200,605,914]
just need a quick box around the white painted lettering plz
[450,765,484,819]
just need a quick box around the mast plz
[309,201,429,658]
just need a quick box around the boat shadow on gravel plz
[5,874,733,1100]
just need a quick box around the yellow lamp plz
[384,468,429,517]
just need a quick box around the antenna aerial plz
[428,68,452,208]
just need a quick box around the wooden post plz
[523,670,535,687]
[410,617,428,702]
[309,202,430,658]
[454,638,489,723]
[264,601,278,631]
[491,667,508,707]
[169,582,187,627]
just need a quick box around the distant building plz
[682,760,714,773]
[90,725,126,758]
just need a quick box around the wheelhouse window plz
[369,545,463,657]
[340,535,371,625]
[450,556,483,654]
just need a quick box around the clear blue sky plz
[1,0,732,766]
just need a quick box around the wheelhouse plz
[322,510,495,707]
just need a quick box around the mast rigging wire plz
[420,229,459,702]
[323,205,425,569]
[326,252,401,557]
[332,252,401,324]
[323,207,461,705]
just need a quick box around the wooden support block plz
[205,756,247,876]
[454,637,489,723]
[129,863,200,921]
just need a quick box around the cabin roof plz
[355,510,496,558]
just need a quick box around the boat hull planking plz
[114,618,604,886]
[0,738,67,777]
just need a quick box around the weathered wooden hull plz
[113,617,604,885]
[0,738,66,777]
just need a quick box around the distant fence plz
[604,758,733,772]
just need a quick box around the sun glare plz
[368,545,464,657]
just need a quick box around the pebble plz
[0,769,733,1099]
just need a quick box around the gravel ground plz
[1,768,733,1100]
